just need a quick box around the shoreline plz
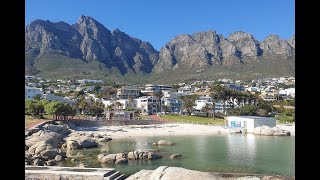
[74,123,295,139]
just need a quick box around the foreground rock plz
[253,126,290,136]
[127,166,219,180]
[25,122,112,167]
[98,150,161,164]
[127,166,295,180]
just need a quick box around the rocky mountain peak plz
[228,31,254,41]
[264,34,280,41]
[25,16,159,75]
[288,35,295,48]
[261,34,294,56]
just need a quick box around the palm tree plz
[154,92,163,113]
[202,103,211,117]
[107,104,114,111]
[211,102,216,119]
[76,95,88,115]
[128,96,134,109]
[179,95,197,115]
[116,101,123,111]
[162,105,170,115]
[33,94,42,101]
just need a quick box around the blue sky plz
[26,0,295,50]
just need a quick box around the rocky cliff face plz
[25,15,295,79]
[25,15,159,74]
[154,30,295,73]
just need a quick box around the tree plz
[25,99,48,118]
[91,85,102,94]
[227,105,257,116]
[107,104,114,111]
[211,102,216,119]
[154,92,163,113]
[202,104,210,117]
[33,94,42,101]
[116,101,123,110]
[75,95,88,115]
[45,101,75,120]
[162,105,170,115]
[179,95,196,115]
[88,101,105,117]
[128,96,134,109]
[172,85,180,92]
[44,101,64,120]
[73,90,85,98]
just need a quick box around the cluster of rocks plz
[253,126,291,136]
[62,132,112,150]
[25,123,112,166]
[97,150,161,164]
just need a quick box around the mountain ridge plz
[25,15,295,83]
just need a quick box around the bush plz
[276,115,295,123]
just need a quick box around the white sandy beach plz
[75,123,295,139]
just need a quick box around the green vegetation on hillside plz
[26,53,294,84]
[159,115,225,125]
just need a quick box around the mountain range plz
[25,15,295,83]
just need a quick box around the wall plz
[227,116,276,133]
[63,119,162,127]
[254,117,276,128]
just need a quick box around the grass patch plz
[159,115,225,125]
[25,115,44,127]
[275,115,295,123]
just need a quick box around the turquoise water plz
[62,134,295,176]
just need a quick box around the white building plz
[226,116,276,133]
[143,84,172,94]
[104,110,135,120]
[245,87,261,92]
[117,86,140,99]
[76,79,104,84]
[193,95,213,110]
[41,93,75,105]
[25,86,43,100]
[279,88,295,98]
[134,96,161,115]
[102,99,131,110]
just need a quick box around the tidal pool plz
[61,134,295,176]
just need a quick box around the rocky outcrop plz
[287,35,295,48]
[25,15,159,75]
[253,126,290,136]
[228,31,262,58]
[153,30,295,73]
[98,150,161,164]
[25,122,112,166]
[260,35,294,56]
[127,166,219,180]
[127,166,293,180]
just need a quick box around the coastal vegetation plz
[159,115,225,125]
